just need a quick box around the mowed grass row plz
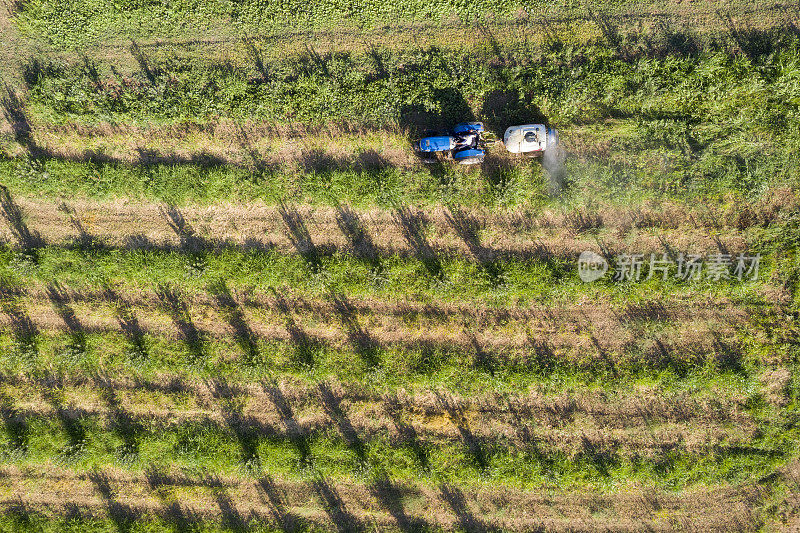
[1,144,558,207]
[0,319,770,393]
[0,465,768,532]
[0,244,783,390]
[0,401,789,491]
[0,230,780,309]
[0,191,793,388]
[0,189,779,263]
[0,357,793,530]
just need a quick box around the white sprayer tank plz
[503,124,550,154]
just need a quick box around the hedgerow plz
[17,33,800,197]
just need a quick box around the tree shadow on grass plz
[215,489,251,533]
[58,202,103,252]
[242,36,270,82]
[394,206,442,280]
[384,394,429,471]
[45,281,86,355]
[0,185,44,257]
[129,40,156,84]
[208,377,264,471]
[312,475,364,533]
[328,291,379,367]
[398,84,474,138]
[434,392,488,473]
[0,297,38,357]
[711,331,745,374]
[96,378,143,460]
[271,288,319,368]
[262,383,313,467]
[369,476,426,533]
[278,202,321,271]
[480,89,547,138]
[208,278,259,364]
[468,334,495,376]
[716,10,781,60]
[524,331,560,376]
[102,285,147,359]
[144,467,200,533]
[317,382,366,463]
[444,206,503,286]
[438,484,492,533]
[1,498,38,531]
[41,389,87,459]
[578,437,619,478]
[88,470,137,533]
[257,476,308,532]
[298,147,340,173]
[335,203,381,271]
[155,283,206,362]
[1,86,51,159]
[0,392,28,453]
[159,204,208,254]
[353,148,391,173]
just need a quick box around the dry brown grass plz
[0,288,757,371]
[0,372,754,426]
[0,464,763,531]
[1,196,769,265]
[0,360,759,465]
[760,368,792,407]
[24,119,417,171]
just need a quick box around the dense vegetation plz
[6,28,799,205]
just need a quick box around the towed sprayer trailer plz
[503,124,558,157]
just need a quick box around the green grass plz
[0,156,553,208]
[0,397,792,491]
[3,3,800,529]
[0,328,764,395]
[0,511,332,533]
[0,243,776,311]
[10,0,671,49]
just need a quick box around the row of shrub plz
[15,31,800,197]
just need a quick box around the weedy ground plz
[0,0,799,531]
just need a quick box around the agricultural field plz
[1,0,800,531]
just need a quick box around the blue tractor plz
[414,122,495,165]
